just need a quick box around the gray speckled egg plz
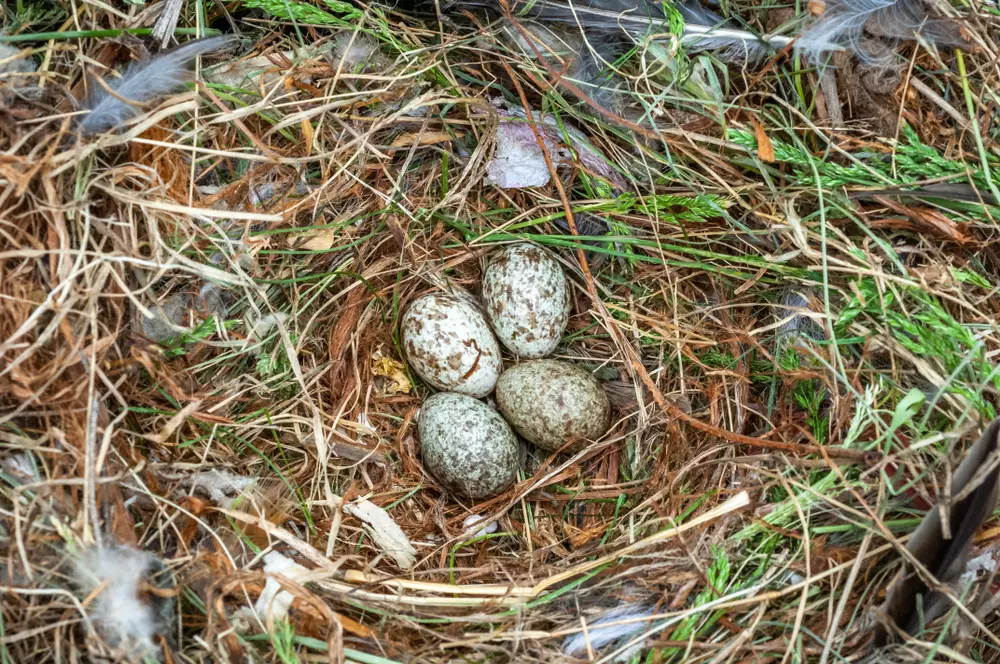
[418,393,519,499]
[483,243,570,358]
[402,293,502,398]
[496,360,610,452]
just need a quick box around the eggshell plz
[496,359,610,452]
[418,393,519,499]
[482,243,570,358]
[402,293,502,397]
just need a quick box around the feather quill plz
[680,23,792,61]
[796,0,969,63]
[80,36,231,136]
[453,0,792,61]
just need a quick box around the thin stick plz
[222,492,748,602]
[529,491,750,597]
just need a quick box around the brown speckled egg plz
[482,243,570,358]
[402,293,502,398]
[418,393,519,499]
[496,360,610,452]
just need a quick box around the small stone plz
[462,514,498,535]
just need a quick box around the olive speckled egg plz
[483,243,570,358]
[402,293,502,398]
[418,393,519,499]
[496,360,611,452]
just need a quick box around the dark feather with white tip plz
[874,420,1000,646]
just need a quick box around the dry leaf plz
[390,130,462,148]
[301,118,314,156]
[371,352,412,394]
[344,498,417,570]
[297,229,335,252]
[751,118,775,163]
[869,197,973,245]
[807,0,826,16]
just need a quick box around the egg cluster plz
[402,243,611,500]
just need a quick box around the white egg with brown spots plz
[401,293,502,397]
[496,359,610,452]
[483,243,570,358]
[418,393,519,499]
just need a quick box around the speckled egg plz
[496,360,611,452]
[418,393,519,499]
[482,243,570,358]
[402,293,502,398]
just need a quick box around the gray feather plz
[455,0,791,60]
[502,0,722,28]
[80,36,231,136]
[562,604,657,656]
[796,0,969,64]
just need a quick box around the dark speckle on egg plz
[483,243,570,359]
[418,393,519,499]
[496,359,611,452]
[401,293,501,397]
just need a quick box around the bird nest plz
[3,0,1000,662]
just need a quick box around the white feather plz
[562,604,656,657]
[456,0,792,61]
[797,0,896,62]
[795,0,962,63]
[72,545,161,656]
[80,36,231,136]
[330,33,380,72]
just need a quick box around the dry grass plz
[4,0,1000,662]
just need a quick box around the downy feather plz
[80,36,231,136]
[73,545,172,656]
[562,604,657,656]
[796,0,968,63]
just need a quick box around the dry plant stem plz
[492,24,597,302]
[704,603,767,664]
[449,542,898,648]
[819,69,844,127]
[196,81,282,160]
[819,519,875,664]
[221,492,748,602]
[908,77,971,129]
[91,73,147,111]
[776,471,809,664]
